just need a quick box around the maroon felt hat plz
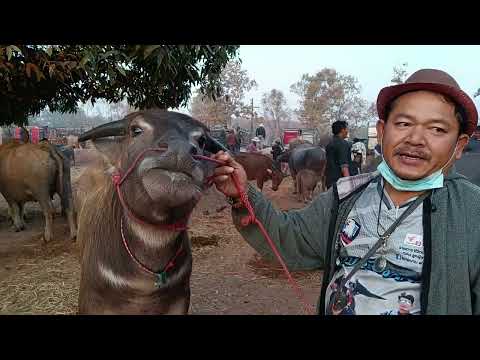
[377,69,478,137]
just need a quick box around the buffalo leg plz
[9,202,26,231]
[38,198,55,243]
[296,177,303,202]
[19,202,28,222]
[66,205,77,241]
[292,174,297,194]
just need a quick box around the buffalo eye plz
[131,126,143,137]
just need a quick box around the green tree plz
[0,45,239,126]
[189,93,226,127]
[261,89,290,139]
[189,60,256,127]
[391,62,408,84]
[290,68,370,135]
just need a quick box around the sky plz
[228,45,480,114]
[87,45,480,119]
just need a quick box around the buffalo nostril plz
[189,144,198,156]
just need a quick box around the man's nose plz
[404,126,427,146]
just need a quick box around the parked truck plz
[282,128,320,148]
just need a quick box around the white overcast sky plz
[84,45,480,120]
[175,45,480,117]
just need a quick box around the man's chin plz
[389,166,430,181]
[389,160,432,181]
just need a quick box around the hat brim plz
[377,82,478,137]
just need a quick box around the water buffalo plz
[56,145,75,166]
[76,109,224,315]
[288,146,326,194]
[0,142,76,242]
[296,169,322,203]
[233,152,285,191]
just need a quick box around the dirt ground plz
[0,149,323,315]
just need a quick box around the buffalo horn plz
[78,119,128,142]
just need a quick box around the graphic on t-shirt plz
[404,233,423,247]
[340,218,361,246]
[327,276,386,315]
[380,292,415,315]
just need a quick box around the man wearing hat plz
[211,69,480,314]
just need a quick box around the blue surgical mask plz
[377,139,458,192]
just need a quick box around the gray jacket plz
[232,171,480,314]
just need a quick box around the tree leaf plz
[46,47,53,57]
[80,55,89,67]
[31,65,44,82]
[143,45,161,59]
[25,63,33,78]
[9,45,22,55]
[7,47,12,61]
[116,64,126,77]
[48,64,55,78]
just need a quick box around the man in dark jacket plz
[325,121,351,188]
[271,139,284,161]
[211,69,480,315]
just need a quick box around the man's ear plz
[376,120,385,146]
[455,134,470,160]
[92,138,123,172]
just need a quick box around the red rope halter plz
[112,146,314,314]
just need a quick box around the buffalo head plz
[78,109,226,225]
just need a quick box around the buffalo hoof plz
[12,224,25,232]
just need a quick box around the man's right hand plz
[211,151,248,199]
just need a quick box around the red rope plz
[194,155,315,315]
[120,217,184,278]
[112,146,188,231]
[113,148,314,314]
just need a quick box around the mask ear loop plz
[439,141,459,173]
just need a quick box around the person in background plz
[219,125,227,147]
[235,126,243,153]
[247,137,260,153]
[255,123,266,149]
[226,129,237,153]
[325,121,351,189]
[271,138,285,161]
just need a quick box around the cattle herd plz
[0,109,330,314]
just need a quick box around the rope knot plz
[240,215,255,227]
[112,172,122,186]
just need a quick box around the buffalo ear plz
[92,138,123,172]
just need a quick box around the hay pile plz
[0,247,80,315]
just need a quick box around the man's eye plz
[433,127,447,133]
[396,122,410,127]
[131,127,143,137]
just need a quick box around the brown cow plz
[234,152,285,191]
[76,109,224,314]
[296,169,322,203]
[0,142,76,242]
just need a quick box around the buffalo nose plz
[188,144,198,156]
[165,140,198,158]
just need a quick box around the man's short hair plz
[398,292,414,304]
[383,91,468,135]
[332,121,348,136]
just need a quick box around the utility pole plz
[250,98,259,139]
